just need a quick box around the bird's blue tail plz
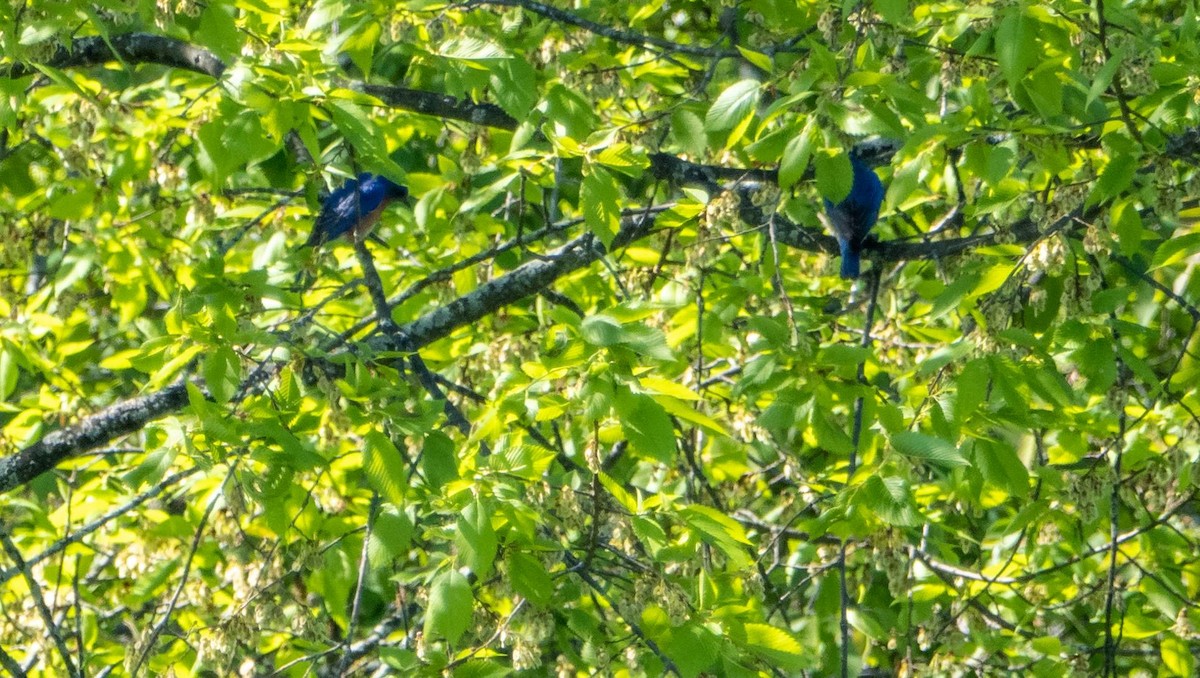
[839,239,860,279]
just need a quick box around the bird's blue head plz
[361,174,410,206]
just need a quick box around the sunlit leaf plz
[705,79,760,133]
[891,432,970,469]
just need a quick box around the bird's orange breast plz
[350,203,389,241]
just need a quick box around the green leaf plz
[452,660,511,678]
[581,314,623,347]
[202,345,240,404]
[655,395,729,436]
[1111,199,1144,256]
[456,498,498,579]
[861,475,923,526]
[954,359,990,425]
[363,430,408,506]
[339,20,382,77]
[1022,65,1062,117]
[661,623,720,676]
[679,504,753,567]
[440,36,506,59]
[423,431,459,492]
[581,314,673,360]
[631,515,667,552]
[638,376,701,401]
[811,410,855,456]
[619,323,674,360]
[370,508,414,564]
[971,439,1030,499]
[594,143,649,176]
[996,8,1036,83]
[329,100,400,172]
[45,180,95,220]
[1086,46,1126,107]
[1162,634,1195,677]
[425,570,473,645]
[1090,152,1136,204]
[222,111,278,165]
[681,504,752,546]
[890,432,970,469]
[736,46,773,73]
[670,109,708,156]
[1120,608,1170,639]
[1031,635,1062,656]
[314,548,354,626]
[1072,338,1117,392]
[815,151,853,203]
[492,440,555,480]
[542,83,598,140]
[818,343,870,368]
[599,471,638,512]
[873,0,908,24]
[616,392,676,464]
[260,420,326,470]
[197,117,234,184]
[507,551,553,606]
[459,172,517,215]
[705,79,760,133]
[778,120,815,190]
[581,165,621,248]
[197,2,243,61]
[739,623,808,670]
[129,556,181,605]
[0,347,19,401]
[1152,233,1200,270]
[489,58,538,119]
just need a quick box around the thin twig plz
[0,532,79,677]
[353,239,485,452]
[1103,401,1128,676]
[562,551,680,676]
[0,468,201,585]
[336,494,381,676]
[130,464,232,676]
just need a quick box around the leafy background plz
[2,0,1200,676]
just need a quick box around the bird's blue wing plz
[305,176,356,246]
[849,158,884,227]
[304,174,406,247]
[307,175,383,246]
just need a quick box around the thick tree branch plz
[390,211,655,351]
[359,84,516,129]
[0,380,190,493]
[5,33,225,79]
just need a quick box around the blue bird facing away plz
[304,173,409,248]
[822,155,884,279]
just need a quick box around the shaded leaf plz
[425,570,473,645]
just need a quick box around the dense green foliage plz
[2,0,1200,676]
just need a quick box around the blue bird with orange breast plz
[822,155,884,279]
[304,173,409,248]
